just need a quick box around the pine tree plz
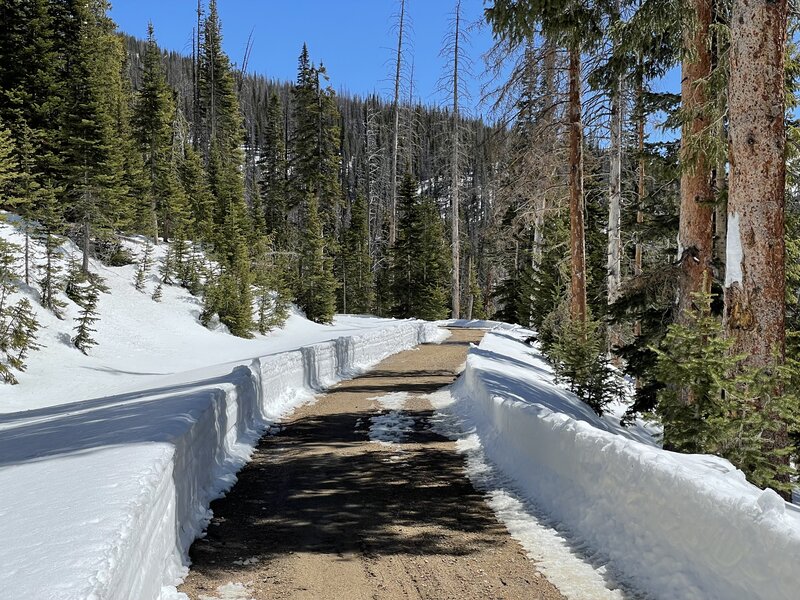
[72,278,101,355]
[298,193,337,323]
[392,174,449,320]
[0,239,41,384]
[179,145,215,244]
[258,93,288,240]
[35,185,67,318]
[60,0,129,273]
[151,282,163,302]
[134,241,153,292]
[339,194,374,314]
[133,23,180,242]
[252,236,290,334]
[0,120,18,205]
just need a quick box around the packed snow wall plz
[2,321,442,600]
[453,329,800,600]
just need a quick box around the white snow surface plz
[435,324,800,600]
[0,216,446,599]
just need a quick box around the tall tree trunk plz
[534,41,557,267]
[450,1,461,319]
[607,2,623,309]
[389,0,405,247]
[568,46,587,324]
[634,71,645,338]
[725,0,787,367]
[676,0,714,321]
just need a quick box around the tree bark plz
[607,1,623,308]
[568,46,587,324]
[450,0,461,319]
[634,71,645,338]
[725,0,787,367]
[676,0,714,322]
[389,0,405,247]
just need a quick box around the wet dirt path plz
[178,328,564,600]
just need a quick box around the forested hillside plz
[0,0,798,501]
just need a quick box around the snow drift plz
[445,326,800,600]
[0,321,443,600]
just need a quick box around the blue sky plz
[110,1,682,128]
[110,1,495,113]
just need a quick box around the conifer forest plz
[1,2,800,598]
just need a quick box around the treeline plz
[0,0,497,379]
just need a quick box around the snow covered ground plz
[434,322,800,600]
[0,216,446,599]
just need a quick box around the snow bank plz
[447,326,800,600]
[0,320,443,600]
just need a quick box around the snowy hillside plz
[0,216,446,599]
[435,323,800,600]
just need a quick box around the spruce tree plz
[339,194,374,314]
[0,120,18,205]
[252,236,290,334]
[258,93,288,240]
[392,174,449,320]
[0,239,41,384]
[298,193,337,323]
[35,185,67,318]
[72,278,100,355]
[60,0,128,273]
[133,23,180,242]
[196,0,254,337]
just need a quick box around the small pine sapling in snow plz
[72,279,100,355]
[548,308,623,415]
[133,241,153,293]
[64,255,87,305]
[151,282,163,302]
[36,229,67,318]
[160,243,175,285]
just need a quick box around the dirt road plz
[178,328,564,600]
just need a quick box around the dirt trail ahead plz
[179,328,564,600]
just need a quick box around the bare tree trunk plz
[568,46,587,324]
[725,0,787,367]
[713,117,727,283]
[450,0,461,319]
[534,41,557,267]
[676,0,714,321]
[607,2,623,309]
[634,72,645,338]
[82,216,90,275]
[389,0,405,247]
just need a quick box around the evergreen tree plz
[35,185,67,318]
[655,287,799,493]
[60,0,129,273]
[257,92,288,240]
[179,145,215,244]
[0,120,18,205]
[252,236,290,334]
[339,194,374,314]
[133,23,180,242]
[134,241,153,293]
[72,278,101,355]
[392,174,449,320]
[298,193,337,323]
[0,239,41,384]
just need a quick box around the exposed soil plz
[178,328,565,600]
